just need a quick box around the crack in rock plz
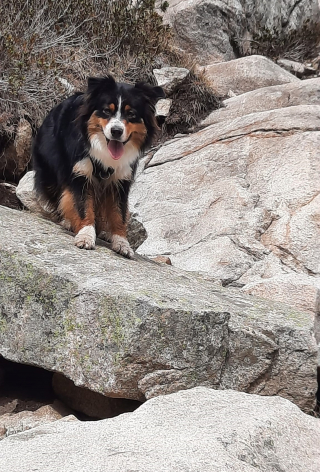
[148,127,318,168]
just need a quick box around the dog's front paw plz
[111,235,134,259]
[74,225,96,250]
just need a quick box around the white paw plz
[74,225,96,250]
[111,235,134,259]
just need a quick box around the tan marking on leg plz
[59,189,96,249]
[97,189,134,258]
[104,191,127,238]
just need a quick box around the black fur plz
[33,74,164,254]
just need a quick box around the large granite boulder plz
[162,0,320,63]
[130,104,320,329]
[0,206,317,411]
[200,55,299,97]
[1,387,320,472]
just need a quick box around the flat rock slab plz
[1,388,320,472]
[131,105,320,319]
[0,206,317,411]
[201,78,320,127]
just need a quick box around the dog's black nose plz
[111,127,123,139]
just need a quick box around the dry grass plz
[163,70,221,137]
[0,0,221,182]
[0,0,171,129]
[234,20,320,63]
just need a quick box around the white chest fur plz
[89,132,139,181]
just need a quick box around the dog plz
[33,75,165,258]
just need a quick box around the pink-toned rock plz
[201,55,299,97]
[151,256,172,265]
[0,404,75,439]
[201,78,320,127]
[131,104,320,320]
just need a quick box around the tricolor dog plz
[33,75,164,258]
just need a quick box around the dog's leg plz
[103,187,134,259]
[59,187,96,250]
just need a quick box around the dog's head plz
[81,75,165,164]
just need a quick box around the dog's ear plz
[134,82,165,104]
[87,75,116,94]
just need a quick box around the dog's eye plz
[103,108,112,118]
[127,110,136,120]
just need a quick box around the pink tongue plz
[108,140,124,160]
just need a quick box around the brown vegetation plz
[235,20,320,62]
[0,0,221,183]
[0,0,171,128]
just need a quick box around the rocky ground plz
[1,388,320,472]
[1,1,320,470]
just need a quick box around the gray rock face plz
[0,206,317,411]
[1,388,320,472]
[155,98,172,117]
[163,0,320,63]
[201,55,299,96]
[131,104,320,324]
[163,0,245,63]
[201,78,320,126]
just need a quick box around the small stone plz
[153,67,189,94]
[16,171,49,214]
[152,256,172,265]
[227,90,237,98]
[155,98,172,117]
